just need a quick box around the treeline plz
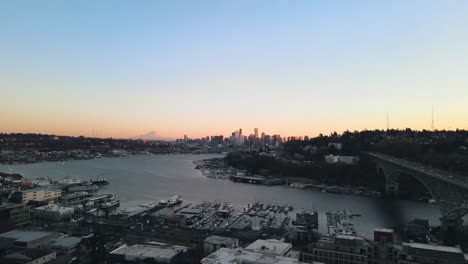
[282,129,468,174]
[225,151,382,188]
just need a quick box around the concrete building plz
[397,242,468,264]
[13,187,61,203]
[201,248,312,264]
[0,203,31,232]
[301,235,369,264]
[204,235,239,255]
[33,204,74,221]
[109,242,188,263]
[0,230,60,248]
[245,239,293,258]
[0,248,56,264]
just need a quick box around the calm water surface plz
[0,154,440,238]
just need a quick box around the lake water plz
[0,154,441,238]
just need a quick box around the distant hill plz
[131,131,173,141]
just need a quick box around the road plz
[366,152,468,191]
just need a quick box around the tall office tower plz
[254,128,259,138]
[239,128,243,135]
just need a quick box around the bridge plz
[365,152,468,227]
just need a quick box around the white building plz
[202,248,312,264]
[324,155,359,165]
[33,204,74,221]
[109,243,188,263]
[245,239,293,257]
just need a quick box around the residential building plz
[0,203,30,232]
[301,235,369,264]
[13,187,61,203]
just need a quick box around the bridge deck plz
[365,152,468,191]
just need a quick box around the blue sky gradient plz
[1,1,467,138]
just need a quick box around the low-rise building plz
[204,235,239,255]
[397,242,467,264]
[202,247,312,264]
[0,230,60,248]
[109,242,188,264]
[301,235,369,264]
[33,204,74,221]
[0,203,31,232]
[48,236,81,256]
[245,239,293,258]
[13,187,61,203]
[0,248,56,264]
[324,155,359,165]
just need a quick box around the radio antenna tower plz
[431,105,434,130]
[386,112,389,130]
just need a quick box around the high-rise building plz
[254,128,259,138]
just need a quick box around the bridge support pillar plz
[385,182,399,197]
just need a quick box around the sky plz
[1,1,468,139]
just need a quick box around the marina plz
[0,154,441,239]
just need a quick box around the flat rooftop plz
[202,248,307,264]
[205,235,238,245]
[0,230,55,243]
[245,239,292,256]
[110,243,187,261]
[374,228,394,233]
[404,242,463,254]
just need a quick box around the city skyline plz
[2,1,468,138]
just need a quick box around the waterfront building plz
[204,235,239,256]
[13,187,61,203]
[0,230,60,248]
[0,203,31,232]
[301,235,369,264]
[33,204,74,221]
[201,247,311,264]
[397,242,467,264]
[109,242,188,263]
[59,191,90,208]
